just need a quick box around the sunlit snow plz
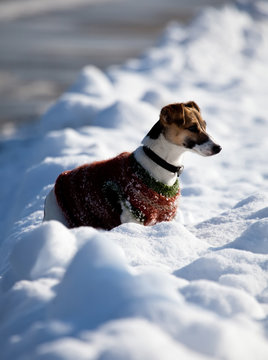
[0,1,268,359]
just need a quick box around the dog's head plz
[148,101,221,156]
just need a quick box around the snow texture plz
[1,1,268,359]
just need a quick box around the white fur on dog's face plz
[191,138,221,156]
[160,102,221,157]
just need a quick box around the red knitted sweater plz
[54,152,180,230]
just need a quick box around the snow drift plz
[0,1,268,359]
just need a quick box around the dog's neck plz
[134,133,186,186]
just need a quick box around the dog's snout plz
[212,144,222,154]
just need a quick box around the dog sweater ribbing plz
[54,152,180,230]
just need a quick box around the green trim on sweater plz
[130,153,179,198]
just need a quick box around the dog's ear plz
[160,103,185,126]
[184,101,200,112]
[146,120,164,139]
[160,107,170,125]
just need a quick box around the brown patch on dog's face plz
[159,101,221,156]
[160,102,207,146]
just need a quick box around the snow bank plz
[1,1,268,359]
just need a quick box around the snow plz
[1,1,268,359]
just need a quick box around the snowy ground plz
[1,1,268,359]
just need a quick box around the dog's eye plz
[187,125,198,133]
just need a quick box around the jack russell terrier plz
[44,101,221,229]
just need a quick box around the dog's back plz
[49,152,180,229]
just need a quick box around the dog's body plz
[44,102,221,229]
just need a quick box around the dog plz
[44,101,221,229]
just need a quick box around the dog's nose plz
[212,144,222,154]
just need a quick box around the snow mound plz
[8,221,77,285]
[180,279,265,319]
[1,1,268,359]
[226,218,268,254]
[35,319,210,360]
[110,221,208,271]
[68,66,114,97]
[40,93,112,132]
[90,100,157,132]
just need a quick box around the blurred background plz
[0,0,229,135]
